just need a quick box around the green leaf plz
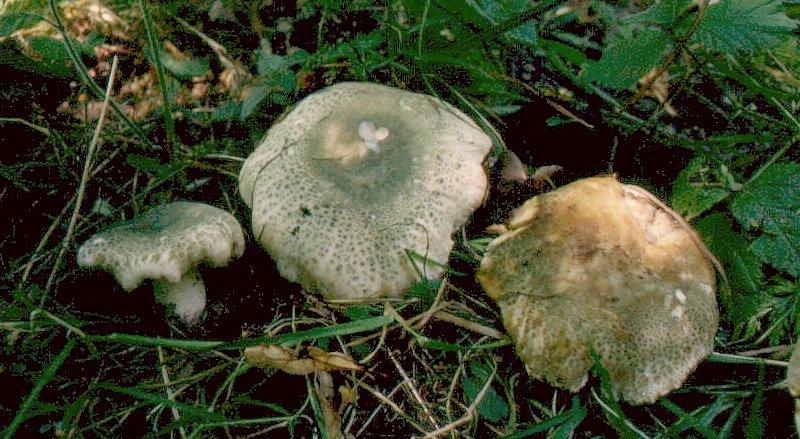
[695,213,764,329]
[584,25,672,89]
[694,0,799,53]
[627,0,690,27]
[240,85,270,120]
[730,163,800,277]
[0,11,42,37]
[257,52,287,76]
[351,31,383,54]
[504,20,537,48]
[28,37,73,77]
[463,0,529,27]
[462,360,508,423]
[159,51,209,78]
[126,154,164,172]
[671,157,734,221]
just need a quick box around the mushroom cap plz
[238,82,491,299]
[788,342,800,397]
[77,201,245,290]
[477,175,719,404]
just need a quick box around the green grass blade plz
[87,314,395,351]
[4,338,76,438]
[139,0,176,149]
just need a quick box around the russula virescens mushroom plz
[77,201,244,323]
[477,175,720,404]
[238,82,492,299]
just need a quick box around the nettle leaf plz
[671,157,736,221]
[694,0,799,53]
[584,25,672,89]
[730,163,800,277]
[695,213,764,329]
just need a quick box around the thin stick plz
[158,347,188,439]
[22,195,74,287]
[356,381,429,435]
[355,382,403,437]
[42,55,119,303]
[423,362,497,438]
[432,310,505,339]
[388,349,441,431]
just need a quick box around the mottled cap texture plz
[788,342,800,397]
[239,82,491,299]
[77,201,245,290]
[477,175,719,404]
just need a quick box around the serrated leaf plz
[730,163,800,277]
[671,158,733,220]
[695,213,764,329]
[584,26,672,89]
[694,0,799,53]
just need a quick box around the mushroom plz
[788,342,800,397]
[238,82,492,300]
[77,201,244,323]
[477,175,719,404]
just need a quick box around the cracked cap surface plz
[477,175,719,404]
[239,82,492,299]
[77,201,244,290]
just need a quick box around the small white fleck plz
[699,283,713,295]
[671,305,685,319]
[358,120,389,152]
[674,289,687,303]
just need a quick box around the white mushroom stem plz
[154,268,207,324]
[357,120,389,152]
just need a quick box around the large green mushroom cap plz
[239,82,491,299]
[477,175,719,404]
[77,201,244,323]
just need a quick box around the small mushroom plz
[238,82,492,299]
[77,201,244,323]
[477,175,719,404]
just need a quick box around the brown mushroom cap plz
[477,175,719,404]
[238,82,491,299]
[788,342,800,397]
